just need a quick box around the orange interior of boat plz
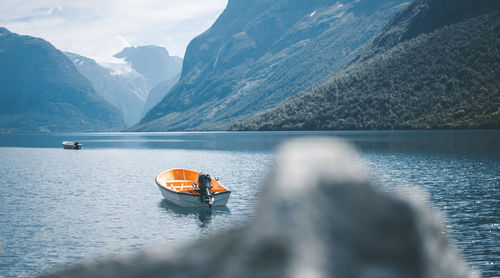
[157,168,228,194]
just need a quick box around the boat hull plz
[62,142,81,149]
[158,185,231,207]
[155,168,231,207]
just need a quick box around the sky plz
[0,0,228,63]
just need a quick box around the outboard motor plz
[73,141,81,150]
[197,173,214,207]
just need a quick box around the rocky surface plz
[40,138,477,278]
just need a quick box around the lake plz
[0,130,498,277]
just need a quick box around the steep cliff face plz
[231,0,500,131]
[134,0,409,131]
[0,28,124,133]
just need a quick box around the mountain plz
[352,0,500,63]
[133,0,409,131]
[113,45,183,119]
[65,52,146,126]
[114,45,182,90]
[230,0,500,131]
[0,28,124,133]
[141,73,180,117]
[65,45,183,126]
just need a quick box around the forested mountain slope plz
[231,0,500,131]
[133,0,409,131]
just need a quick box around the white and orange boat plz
[155,168,231,207]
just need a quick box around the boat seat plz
[166,181,197,192]
[163,178,226,193]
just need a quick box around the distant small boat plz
[156,168,231,207]
[62,141,82,150]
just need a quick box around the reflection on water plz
[158,200,231,229]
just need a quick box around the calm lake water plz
[0,131,498,277]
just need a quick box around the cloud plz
[44,5,62,16]
[0,0,227,63]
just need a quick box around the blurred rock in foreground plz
[40,138,478,278]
